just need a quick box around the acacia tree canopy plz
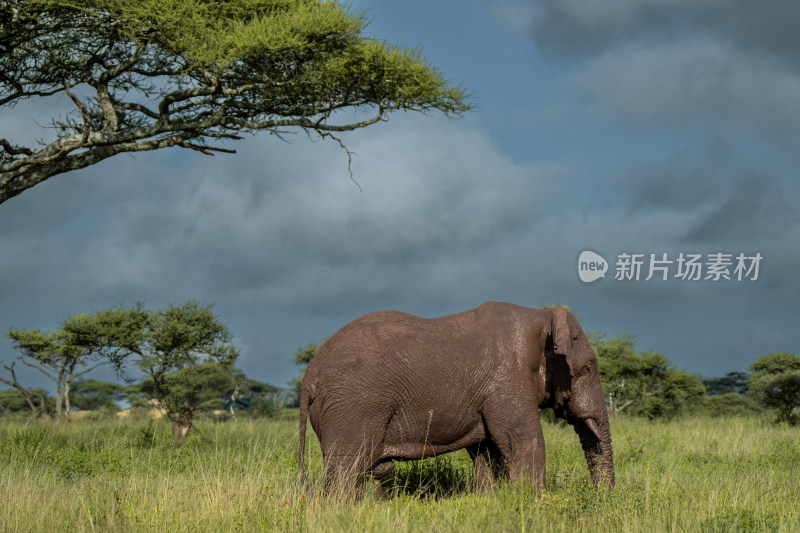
[0,0,471,204]
[4,324,106,420]
[137,362,233,411]
[64,300,239,437]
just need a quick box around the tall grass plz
[0,413,797,532]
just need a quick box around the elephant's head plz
[543,307,615,488]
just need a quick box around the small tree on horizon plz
[64,301,239,438]
[748,352,800,424]
[5,325,108,422]
[69,378,126,411]
[702,371,750,396]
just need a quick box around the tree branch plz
[179,142,237,155]
[317,130,361,192]
[0,87,62,107]
[10,78,93,169]
[0,360,43,412]
[0,139,33,156]
[67,361,106,381]
[19,357,58,382]
[96,82,120,132]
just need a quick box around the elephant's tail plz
[298,383,311,486]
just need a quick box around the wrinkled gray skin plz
[299,302,614,494]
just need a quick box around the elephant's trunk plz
[574,417,615,489]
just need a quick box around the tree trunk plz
[172,419,192,439]
[55,380,64,424]
[168,404,198,439]
[229,386,239,421]
[63,381,72,423]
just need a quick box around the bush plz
[248,397,282,419]
[749,353,800,424]
[697,393,765,418]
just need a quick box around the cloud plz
[683,175,795,243]
[529,0,800,61]
[174,120,548,310]
[605,142,799,247]
[572,38,800,130]
[528,0,711,57]
[0,117,548,313]
[747,324,782,346]
[491,1,538,39]
[623,150,725,212]
[517,1,800,136]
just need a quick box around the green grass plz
[0,413,797,532]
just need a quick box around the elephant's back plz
[309,310,424,372]
[307,307,497,387]
[306,302,548,384]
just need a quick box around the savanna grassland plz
[1,413,798,532]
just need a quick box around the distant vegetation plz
[1,302,288,432]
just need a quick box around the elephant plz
[298,302,614,494]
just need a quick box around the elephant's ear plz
[551,307,593,377]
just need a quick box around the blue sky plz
[2,0,799,394]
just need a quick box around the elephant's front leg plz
[483,400,546,488]
[507,425,546,487]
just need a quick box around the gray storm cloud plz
[38,118,551,310]
[573,39,800,129]
[530,0,800,60]
[521,0,800,134]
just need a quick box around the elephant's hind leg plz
[361,460,395,500]
[467,440,505,491]
[324,442,391,498]
[323,452,362,496]
[324,455,393,500]
[370,459,396,478]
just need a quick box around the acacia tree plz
[5,326,107,421]
[65,301,239,438]
[130,364,280,419]
[0,0,470,204]
[702,371,750,395]
[137,362,233,412]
